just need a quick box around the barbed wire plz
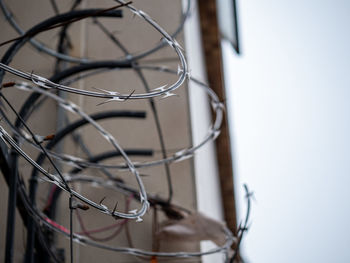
[0,0,250,262]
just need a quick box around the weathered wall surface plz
[0,0,199,262]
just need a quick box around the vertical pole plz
[197,0,238,241]
[5,151,18,263]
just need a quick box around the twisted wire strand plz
[16,172,237,259]
[2,70,222,171]
[0,0,191,64]
[0,0,250,261]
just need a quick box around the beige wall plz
[0,0,199,262]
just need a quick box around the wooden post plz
[197,0,238,238]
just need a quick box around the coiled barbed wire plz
[0,0,249,262]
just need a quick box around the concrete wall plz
[0,0,200,262]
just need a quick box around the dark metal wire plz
[0,0,249,261]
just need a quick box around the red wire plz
[43,184,135,242]
[44,217,70,234]
[75,194,133,242]
[43,184,58,212]
[75,211,126,242]
[77,218,126,234]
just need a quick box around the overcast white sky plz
[222,0,350,262]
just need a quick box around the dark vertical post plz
[197,0,238,242]
[5,151,18,263]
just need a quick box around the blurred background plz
[223,0,350,262]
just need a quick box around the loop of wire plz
[0,0,249,261]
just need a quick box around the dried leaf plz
[157,212,229,246]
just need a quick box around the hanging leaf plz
[157,212,234,246]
